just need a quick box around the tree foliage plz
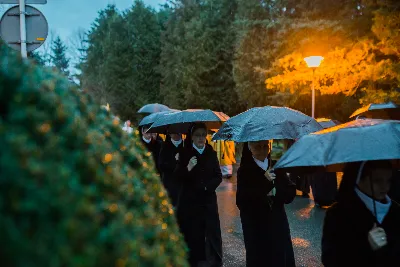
[160,0,241,115]
[264,0,400,110]
[78,0,400,122]
[28,51,46,66]
[51,36,70,77]
[0,44,188,267]
[81,2,163,120]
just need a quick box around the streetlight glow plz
[304,55,323,119]
[304,56,324,68]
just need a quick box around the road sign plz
[0,4,48,53]
[0,0,47,4]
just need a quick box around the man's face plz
[192,128,207,148]
[170,133,182,141]
[358,168,392,200]
[248,140,271,160]
[142,127,152,140]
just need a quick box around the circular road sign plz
[0,5,48,52]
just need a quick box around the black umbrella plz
[275,119,400,223]
[139,110,178,127]
[137,103,173,114]
[146,109,230,134]
[274,119,400,172]
[349,102,400,120]
[212,106,323,142]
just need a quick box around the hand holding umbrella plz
[187,156,198,172]
[264,169,276,182]
[368,223,388,251]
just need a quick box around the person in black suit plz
[174,123,223,267]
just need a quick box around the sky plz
[1,0,166,44]
[0,0,166,77]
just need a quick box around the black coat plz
[389,169,400,204]
[141,138,162,174]
[322,190,400,267]
[174,144,223,266]
[158,140,183,206]
[309,172,338,206]
[236,154,296,267]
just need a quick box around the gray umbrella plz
[349,102,400,120]
[274,119,400,172]
[139,110,178,127]
[146,109,230,134]
[316,118,341,129]
[212,106,323,142]
[137,103,172,114]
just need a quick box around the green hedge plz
[0,46,188,267]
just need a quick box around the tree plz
[28,51,46,66]
[81,5,132,117]
[39,30,56,66]
[125,0,163,108]
[0,44,189,267]
[51,36,70,77]
[232,0,291,109]
[159,1,188,109]
[81,2,164,120]
[264,0,400,116]
[160,0,241,115]
[69,28,89,84]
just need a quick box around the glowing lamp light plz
[304,56,324,68]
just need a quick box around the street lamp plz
[304,56,324,118]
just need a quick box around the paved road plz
[217,179,326,267]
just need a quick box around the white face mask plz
[193,143,205,154]
[142,135,151,144]
[171,139,182,147]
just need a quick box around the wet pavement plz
[217,178,326,267]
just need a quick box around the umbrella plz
[274,119,400,172]
[146,109,230,134]
[139,110,178,127]
[212,106,323,142]
[316,118,341,129]
[349,102,400,120]
[137,103,172,114]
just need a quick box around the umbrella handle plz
[369,175,378,225]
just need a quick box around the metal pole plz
[19,0,27,58]
[312,68,315,118]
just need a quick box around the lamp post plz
[304,56,324,118]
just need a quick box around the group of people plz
[135,122,399,267]
[139,123,223,266]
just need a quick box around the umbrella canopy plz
[139,111,178,127]
[274,119,400,172]
[137,103,172,114]
[316,118,341,129]
[212,106,323,142]
[349,102,400,120]
[146,109,230,134]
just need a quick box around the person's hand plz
[175,153,179,161]
[187,156,197,172]
[368,224,388,251]
[264,169,276,182]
